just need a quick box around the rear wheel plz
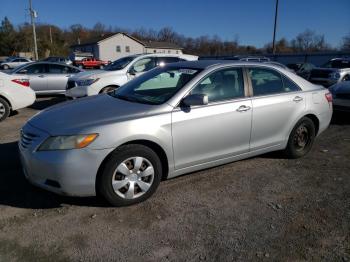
[2,64,9,70]
[0,97,10,122]
[100,86,118,94]
[283,117,315,158]
[97,144,162,206]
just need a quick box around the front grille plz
[336,93,350,100]
[20,130,39,149]
[66,80,76,90]
[310,69,332,79]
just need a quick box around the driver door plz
[127,57,156,80]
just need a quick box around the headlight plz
[76,78,99,86]
[38,134,98,151]
[330,73,340,79]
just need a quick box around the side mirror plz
[182,94,208,107]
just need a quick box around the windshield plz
[104,56,138,71]
[110,66,202,105]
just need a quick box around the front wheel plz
[97,144,162,206]
[0,97,10,122]
[283,117,316,159]
[2,64,9,70]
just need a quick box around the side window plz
[130,58,156,73]
[25,64,46,74]
[248,68,284,96]
[282,75,300,92]
[191,68,245,103]
[67,66,81,73]
[157,57,180,67]
[13,59,20,62]
[48,64,67,74]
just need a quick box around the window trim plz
[246,66,301,98]
[176,65,249,108]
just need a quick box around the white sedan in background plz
[65,53,198,99]
[0,72,36,121]
[1,57,32,70]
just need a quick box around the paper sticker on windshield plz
[178,69,197,75]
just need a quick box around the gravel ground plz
[0,97,349,262]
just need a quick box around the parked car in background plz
[309,58,350,87]
[20,61,332,206]
[43,56,73,65]
[0,72,36,121]
[0,57,32,70]
[7,62,83,95]
[265,61,295,72]
[66,53,198,98]
[238,56,270,62]
[329,81,350,112]
[74,58,110,69]
[287,62,315,79]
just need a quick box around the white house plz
[70,33,183,61]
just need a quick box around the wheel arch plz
[303,113,320,135]
[0,94,12,110]
[95,139,170,194]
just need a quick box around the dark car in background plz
[287,62,315,79]
[308,58,350,87]
[43,56,73,65]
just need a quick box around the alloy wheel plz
[0,102,5,118]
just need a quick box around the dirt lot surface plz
[0,97,349,262]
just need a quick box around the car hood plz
[28,94,154,135]
[71,70,123,80]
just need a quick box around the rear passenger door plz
[22,64,48,92]
[248,67,305,150]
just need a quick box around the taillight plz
[325,92,333,103]
[11,79,30,87]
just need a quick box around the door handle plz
[293,96,303,102]
[236,105,251,112]
[38,75,45,78]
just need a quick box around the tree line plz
[0,16,349,59]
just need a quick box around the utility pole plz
[272,0,279,55]
[29,0,38,60]
[49,26,53,44]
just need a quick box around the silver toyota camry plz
[19,61,333,206]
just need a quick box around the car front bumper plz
[19,123,114,197]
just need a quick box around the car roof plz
[167,60,289,70]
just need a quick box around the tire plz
[2,64,9,70]
[97,144,162,206]
[0,97,10,122]
[283,117,316,159]
[100,86,118,94]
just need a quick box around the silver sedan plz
[9,62,83,95]
[19,61,333,206]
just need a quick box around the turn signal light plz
[12,79,30,87]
